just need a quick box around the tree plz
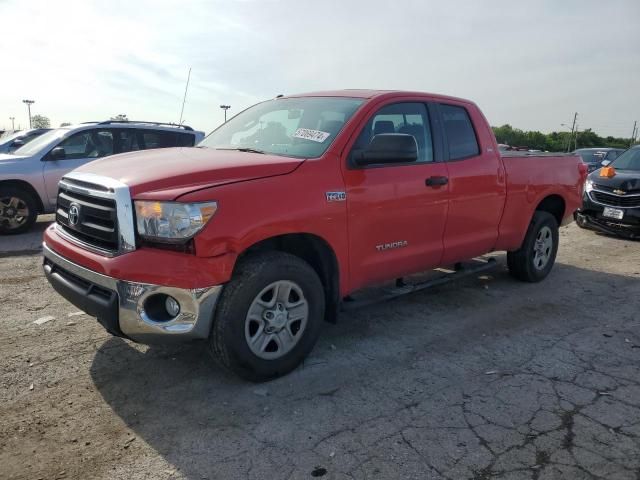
[492,125,632,152]
[31,115,50,128]
[60,122,71,127]
[110,114,128,122]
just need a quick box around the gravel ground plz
[1,223,639,480]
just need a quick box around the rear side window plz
[440,104,480,160]
[116,129,141,153]
[176,132,195,147]
[140,131,177,149]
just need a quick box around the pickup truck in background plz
[42,90,587,381]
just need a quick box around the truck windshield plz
[199,97,364,158]
[611,148,640,171]
[13,128,67,156]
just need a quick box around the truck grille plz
[56,183,119,252]
[590,191,640,208]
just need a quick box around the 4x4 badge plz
[326,191,346,202]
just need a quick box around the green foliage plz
[110,114,128,121]
[31,115,50,129]
[492,124,632,152]
[60,122,71,127]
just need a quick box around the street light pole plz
[220,105,231,123]
[9,117,15,130]
[22,99,35,129]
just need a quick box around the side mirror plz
[49,146,66,160]
[354,133,418,166]
[601,159,611,167]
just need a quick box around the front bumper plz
[578,191,640,239]
[43,243,223,343]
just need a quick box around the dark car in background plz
[0,128,51,154]
[573,147,625,173]
[576,145,640,239]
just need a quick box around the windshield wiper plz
[215,147,265,154]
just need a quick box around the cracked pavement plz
[1,223,639,479]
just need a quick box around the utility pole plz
[22,99,35,128]
[220,105,231,123]
[567,112,578,152]
[631,120,637,147]
[9,117,15,130]
[574,123,579,151]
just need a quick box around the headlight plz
[135,201,218,243]
[585,178,594,193]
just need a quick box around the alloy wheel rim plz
[533,226,553,270]
[0,196,29,230]
[245,280,309,360]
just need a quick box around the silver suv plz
[0,121,204,234]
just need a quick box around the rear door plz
[341,101,450,291]
[43,128,114,206]
[436,103,506,264]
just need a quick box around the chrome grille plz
[55,172,136,256]
[57,186,119,251]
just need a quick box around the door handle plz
[425,176,449,187]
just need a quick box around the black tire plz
[0,186,38,235]
[507,211,559,283]
[208,251,325,382]
[574,211,588,229]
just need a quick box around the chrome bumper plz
[42,243,223,343]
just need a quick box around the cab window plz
[352,103,433,163]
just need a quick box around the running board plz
[341,257,497,311]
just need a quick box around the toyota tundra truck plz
[42,90,587,381]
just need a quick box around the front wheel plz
[0,186,38,235]
[507,211,559,282]
[208,251,325,382]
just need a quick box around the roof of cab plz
[281,89,473,104]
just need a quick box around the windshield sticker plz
[293,128,331,143]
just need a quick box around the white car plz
[0,121,205,234]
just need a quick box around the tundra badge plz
[376,240,408,252]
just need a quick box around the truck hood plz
[73,147,304,199]
[590,169,640,194]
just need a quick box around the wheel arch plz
[534,194,565,226]
[236,233,340,323]
[0,179,45,213]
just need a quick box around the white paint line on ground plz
[67,312,86,317]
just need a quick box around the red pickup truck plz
[43,90,586,381]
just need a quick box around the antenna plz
[178,67,192,125]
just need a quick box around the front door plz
[43,129,114,207]
[341,102,450,291]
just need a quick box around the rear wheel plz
[507,211,559,282]
[208,251,325,382]
[0,186,38,234]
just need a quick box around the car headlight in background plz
[585,178,594,193]
[135,201,218,243]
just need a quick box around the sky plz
[0,0,638,138]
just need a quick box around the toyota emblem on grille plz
[68,203,81,226]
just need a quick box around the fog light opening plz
[165,296,180,317]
